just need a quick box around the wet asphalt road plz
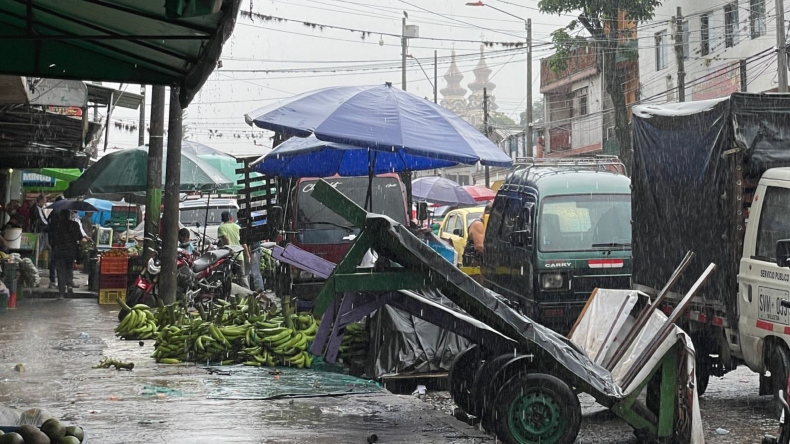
[0,298,783,443]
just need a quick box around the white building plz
[638,0,782,103]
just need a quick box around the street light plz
[466,1,532,157]
[408,54,437,103]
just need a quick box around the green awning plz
[0,0,241,107]
[33,168,83,182]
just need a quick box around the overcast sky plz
[106,0,573,157]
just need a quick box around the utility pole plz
[160,87,182,304]
[776,0,788,92]
[144,86,165,258]
[526,18,532,157]
[675,7,686,101]
[138,85,146,146]
[483,87,490,188]
[434,50,438,103]
[402,17,407,91]
[740,59,748,91]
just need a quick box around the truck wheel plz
[493,373,581,444]
[691,333,712,396]
[448,345,482,416]
[769,346,790,418]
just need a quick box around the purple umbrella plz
[412,177,477,206]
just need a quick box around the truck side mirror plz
[452,228,463,236]
[416,202,429,221]
[510,229,533,248]
[776,239,790,268]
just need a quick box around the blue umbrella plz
[48,198,98,212]
[245,83,512,168]
[254,135,457,177]
[412,177,477,206]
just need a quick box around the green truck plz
[481,156,632,334]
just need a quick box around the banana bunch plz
[141,295,320,368]
[338,322,369,364]
[115,304,158,340]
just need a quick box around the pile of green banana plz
[148,296,319,368]
[115,301,157,340]
[338,322,369,365]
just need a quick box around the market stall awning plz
[0,0,242,107]
[34,168,83,182]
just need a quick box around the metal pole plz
[160,87,182,304]
[138,85,146,146]
[484,87,490,188]
[776,0,788,92]
[434,50,438,103]
[740,59,748,91]
[144,86,165,258]
[526,19,532,158]
[402,17,407,91]
[675,7,686,101]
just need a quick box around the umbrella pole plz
[202,192,211,250]
[365,150,375,212]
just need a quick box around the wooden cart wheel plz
[448,345,482,417]
[493,373,581,444]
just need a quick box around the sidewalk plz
[24,268,95,299]
[0,299,490,443]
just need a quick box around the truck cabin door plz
[740,184,790,359]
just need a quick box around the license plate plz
[758,286,790,325]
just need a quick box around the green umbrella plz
[180,141,262,192]
[64,146,233,199]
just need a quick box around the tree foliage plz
[538,0,661,172]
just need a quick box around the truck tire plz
[691,333,712,396]
[769,345,790,418]
[492,373,581,444]
[448,345,482,417]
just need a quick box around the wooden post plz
[160,86,182,304]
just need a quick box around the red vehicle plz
[286,174,409,303]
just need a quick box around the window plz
[751,0,766,38]
[682,20,689,59]
[755,187,790,261]
[442,215,458,235]
[700,14,710,56]
[655,30,667,70]
[498,198,523,241]
[538,194,631,252]
[725,3,739,47]
[574,87,588,116]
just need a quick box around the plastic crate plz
[100,256,128,274]
[0,426,88,442]
[99,288,126,305]
[100,273,128,289]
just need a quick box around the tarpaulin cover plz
[245,84,513,167]
[256,135,457,177]
[364,213,622,398]
[366,289,472,378]
[631,93,745,319]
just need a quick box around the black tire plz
[448,345,482,417]
[493,373,581,444]
[690,333,712,396]
[769,345,790,418]
[473,353,517,429]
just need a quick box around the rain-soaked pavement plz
[0,298,783,443]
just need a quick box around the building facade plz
[637,0,780,103]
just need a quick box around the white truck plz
[631,92,790,401]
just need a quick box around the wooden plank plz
[619,263,716,389]
[567,288,598,339]
[281,243,336,278]
[313,231,372,316]
[604,251,695,370]
[333,272,428,292]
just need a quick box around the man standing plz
[31,195,57,289]
[218,211,249,288]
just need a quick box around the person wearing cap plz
[218,210,250,288]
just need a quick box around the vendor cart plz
[293,179,707,444]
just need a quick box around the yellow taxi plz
[438,205,486,266]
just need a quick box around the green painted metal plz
[0,0,241,107]
[312,179,368,229]
[312,230,372,316]
[507,390,564,444]
[332,272,428,292]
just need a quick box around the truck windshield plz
[296,177,406,244]
[538,194,631,252]
[180,208,236,226]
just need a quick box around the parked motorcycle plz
[181,243,243,308]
